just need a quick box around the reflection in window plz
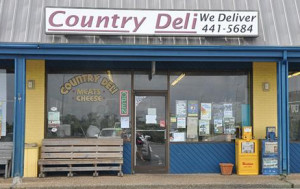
[289,72,300,141]
[170,72,250,142]
[134,73,167,90]
[0,67,14,142]
[47,72,131,141]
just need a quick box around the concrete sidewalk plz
[0,174,299,189]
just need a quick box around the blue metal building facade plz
[0,44,297,176]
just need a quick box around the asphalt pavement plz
[1,174,300,189]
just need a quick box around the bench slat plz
[0,142,13,148]
[38,159,123,165]
[0,159,10,164]
[42,166,121,172]
[41,152,122,159]
[42,146,123,153]
[0,152,12,156]
[42,139,123,146]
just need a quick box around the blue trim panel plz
[122,143,131,174]
[290,143,300,173]
[12,58,25,177]
[170,143,235,174]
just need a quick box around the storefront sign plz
[120,90,128,115]
[60,74,101,95]
[46,8,258,37]
[60,74,119,103]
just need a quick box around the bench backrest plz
[41,138,123,160]
[0,142,13,159]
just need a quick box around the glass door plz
[134,93,167,173]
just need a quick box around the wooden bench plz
[0,142,13,179]
[38,138,123,177]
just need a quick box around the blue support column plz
[277,51,289,174]
[12,58,26,177]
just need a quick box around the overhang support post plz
[278,50,289,175]
[12,57,26,180]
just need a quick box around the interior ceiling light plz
[289,72,300,78]
[171,73,185,86]
[107,70,113,82]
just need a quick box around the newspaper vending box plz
[261,127,279,175]
[235,127,259,175]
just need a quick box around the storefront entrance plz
[134,92,168,173]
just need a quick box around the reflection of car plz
[100,128,122,138]
[139,135,152,161]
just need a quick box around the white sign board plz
[46,8,258,37]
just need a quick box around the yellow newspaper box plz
[235,127,259,175]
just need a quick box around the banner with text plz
[46,8,258,37]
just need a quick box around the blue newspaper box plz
[261,127,279,175]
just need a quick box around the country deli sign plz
[45,7,258,37]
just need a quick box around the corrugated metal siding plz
[122,142,132,174]
[0,0,299,46]
[290,143,300,173]
[170,143,235,173]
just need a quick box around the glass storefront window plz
[0,63,14,142]
[134,73,167,90]
[289,72,300,141]
[47,71,131,141]
[170,72,250,142]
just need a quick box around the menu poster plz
[199,120,210,136]
[214,119,223,134]
[224,104,233,118]
[201,103,212,120]
[224,117,235,134]
[146,115,157,124]
[188,100,199,117]
[176,100,187,117]
[48,111,61,128]
[172,132,186,142]
[177,117,186,128]
[121,117,130,128]
[187,117,198,139]
[148,108,157,115]
[213,103,224,119]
